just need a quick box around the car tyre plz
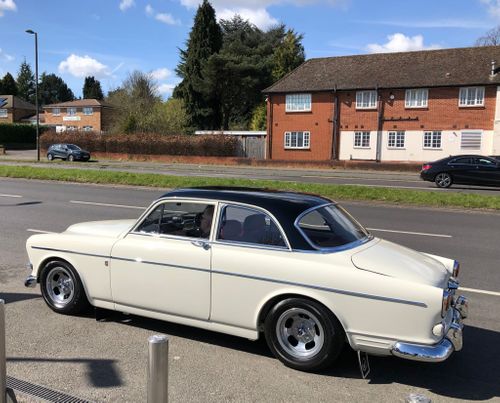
[47,153,54,161]
[40,260,90,315]
[68,154,74,162]
[264,298,345,372]
[435,172,453,188]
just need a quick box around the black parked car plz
[420,155,500,188]
[47,144,91,162]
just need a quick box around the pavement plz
[1,149,500,195]
[1,178,499,402]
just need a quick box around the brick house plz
[43,99,114,133]
[263,46,500,162]
[0,95,36,123]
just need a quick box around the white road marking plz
[367,228,452,238]
[27,229,54,234]
[460,287,500,297]
[0,193,22,198]
[70,200,146,210]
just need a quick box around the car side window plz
[450,157,472,165]
[135,202,214,239]
[476,158,495,166]
[217,205,286,248]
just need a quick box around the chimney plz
[491,60,497,76]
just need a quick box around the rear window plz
[297,204,369,249]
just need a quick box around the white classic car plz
[25,187,468,372]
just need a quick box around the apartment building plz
[263,46,500,162]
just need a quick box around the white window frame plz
[52,108,61,116]
[0,109,7,118]
[459,87,485,107]
[388,131,405,149]
[284,131,310,149]
[423,131,442,149]
[285,94,312,112]
[356,90,377,109]
[67,107,77,116]
[83,126,93,132]
[83,107,93,116]
[354,131,370,148]
[405,89,428,108]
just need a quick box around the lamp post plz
[25,29,39,161]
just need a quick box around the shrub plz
[0,123,39,146]
[40,131,239,157]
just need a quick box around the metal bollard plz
[147,335,169,403]
[1,299,6,403]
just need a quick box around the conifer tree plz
[16,60,35,103]
[0,72,18,95]
[83,76,104,100]
[39,73,74,105]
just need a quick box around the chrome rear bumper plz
[24,275,37,288]
[391,295,468,363]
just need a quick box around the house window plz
[388,131,405,148]
[461,131,482,150]
[459,87,485,107]
[423,131,442,149]
[356,91,377,109]
[67,107,77,116]
[0,109,7,118]
[284,131,310,149]
[354,131,370,148]
[285,94,312,112]
[67,126,77,131]
[405,89,428,108]
[52,108,61,116]
[83,107,93,115]
[83,126,93,132]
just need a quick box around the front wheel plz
[435,172,453,188]
[40,260,90,314]
[264,298,345,372]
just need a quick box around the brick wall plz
[44,107,103,132]
[268,86,497,161]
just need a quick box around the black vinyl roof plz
[160,187,332,249]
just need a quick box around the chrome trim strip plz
[31,246,109,259]
[32,245,427,307]
[211,269,427,307]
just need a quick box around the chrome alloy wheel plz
[276,308,325,359]
[435,173,452,188]
[45,266,75,308]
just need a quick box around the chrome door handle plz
[191,240,210,250]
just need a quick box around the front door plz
[110,200,216,320]
[474,157,500,185]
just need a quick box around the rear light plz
[422,164,432,171]
[452,261,460,278]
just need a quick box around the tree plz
[475,26,500,46]
[0,73,18,95]
[272,29,305,81]
[16,60,35,103]
[174,0,222,129]
[250,103,267,131]
[39,73,75,105]
[83,76,104,100]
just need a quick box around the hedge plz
[0,123,38,145]
[40,131,239,157]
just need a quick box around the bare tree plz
[475,26,500,46]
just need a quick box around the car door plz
[447,157,475,184]
[110,199,216,320]
[474,157,500,185]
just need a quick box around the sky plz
[0,0,499,99]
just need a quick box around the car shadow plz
[108,312,499,400]
[0,292,41,304]
[0,201,43,207]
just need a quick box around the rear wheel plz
[47,153,54,161]
[68,154,74,162]
[264,298,345,372]
[435,172,453,188]
[40,260,90,314]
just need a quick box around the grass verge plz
[1,165,499,210]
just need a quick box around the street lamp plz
[25,29,40,161]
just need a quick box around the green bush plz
[40,131,239,157]
[0,123,38,146]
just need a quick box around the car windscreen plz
[297,204,369,249]
[67,144,81,150]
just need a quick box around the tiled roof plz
[264,46,500,93]
[43,99,114,108]
[0,95,36,110]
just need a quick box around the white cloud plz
[145,4,154,16]
[0,48,14,62]
[481,0,500,18]
[156,13,181,25]
[119,0,135,12]
[366,33,441,54]
[0,0,16,16]
[150,68,172,80]
[158,83,176,95]
[58,54,111,79]
[218,7,278,29]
